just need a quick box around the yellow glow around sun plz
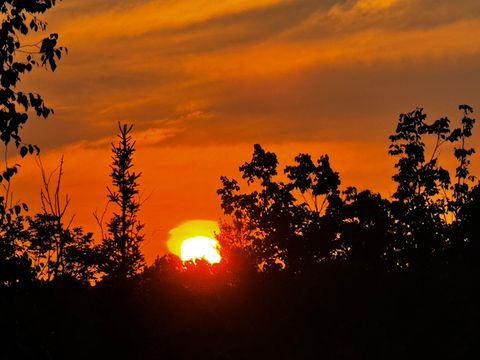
[180,236,221,263]
[167,220,221,263]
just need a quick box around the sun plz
[167,220,222,264]
[180,236,221,264]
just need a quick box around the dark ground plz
[3,262,479,360]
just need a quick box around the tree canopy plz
[217,105,479,273]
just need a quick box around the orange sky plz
[11,0,480,262]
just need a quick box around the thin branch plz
[93,200,111,242]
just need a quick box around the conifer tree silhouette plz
[99,123,145,281]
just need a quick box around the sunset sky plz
[14,0,480,262]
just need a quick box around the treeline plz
[2,105,479,288]
[213,105,480,275]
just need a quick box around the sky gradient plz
[14,0,480,262]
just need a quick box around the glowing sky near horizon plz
[11,0,480,262]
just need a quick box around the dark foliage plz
[218,106,479,274]
[98,123,145,281]
[27,213,98,283]
[0,0,66,287]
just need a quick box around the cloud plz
[287,0,480,39]
[53,0,288,42]
[18,0,478,153]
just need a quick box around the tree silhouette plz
[99,123,145,281]
[218,144,344,272]
[388,106,476,268]
[0,0,65,150]
[25,157,98,283]
[337,187,394,270]
[218,105,477,273]
[447,105,477,261]
[0,0,65,287]
[449,105,476,217]
[0,204,33,286]
[27,213,97,283]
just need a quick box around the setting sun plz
[167,219,221,263]
[180,236,221,264]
